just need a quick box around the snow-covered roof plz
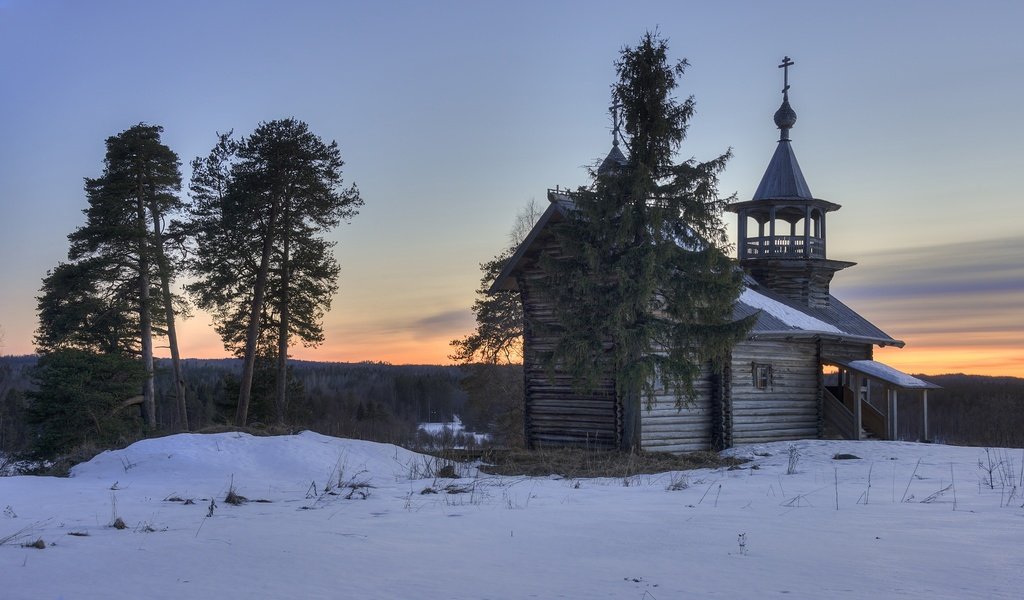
[826,359,941,389]
[731,274,900,346]
[738,287,841,333]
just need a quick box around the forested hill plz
[910,373,1024,447]
[2,356,1021,452]
[1,356,506,454]
[159,358,473,433]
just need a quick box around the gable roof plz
[491,199,901,348]
[490,191,573,293]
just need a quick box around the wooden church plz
[492,58,938,452]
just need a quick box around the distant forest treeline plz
[905,373,1024,448]
[2,356,1022,456]
[0,356,522,456]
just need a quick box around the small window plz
[753,363,773,390]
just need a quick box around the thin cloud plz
[834,236,1023,375]
[410,309,475,340]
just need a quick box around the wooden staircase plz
[822,386,886,441]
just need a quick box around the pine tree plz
[187,119,362,426]
[63,124,188,429]
[35,257,142,356]
[34,124,187,430]
[543,32,753,449]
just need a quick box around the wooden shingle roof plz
[751,138,814,201]
[735,275,901,347]
[492,201,902,349]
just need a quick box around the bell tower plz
[728,57,853,308]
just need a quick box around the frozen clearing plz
[2,432,1022,599]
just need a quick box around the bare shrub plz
[666,473,690,491]
[786,445,800,475]
[224,476,247,505]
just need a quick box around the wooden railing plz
[742,236,824,258]
[823,386,889,440]
[860,400,887,440]
[823,388,856,440]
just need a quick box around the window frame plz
[752,362,773,391]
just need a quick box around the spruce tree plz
[543,32,753,449]
[25,349,146,460]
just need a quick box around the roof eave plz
[488,199,566,294]
[748,330,906,348]
[726,197,842,213]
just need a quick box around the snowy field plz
[2,432,1022,599]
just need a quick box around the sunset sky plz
[1,0,1021,376]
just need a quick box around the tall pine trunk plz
[136,192,156,429]
[236,198,279,426]
[149,204,188,431]
[274,206,290,426]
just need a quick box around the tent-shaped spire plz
[752,57,813,201]
[598,141,627,175]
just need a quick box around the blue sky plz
[1,0,1021,374]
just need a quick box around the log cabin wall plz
[820,340,872,362]
[639,363,716,453]
[730,339,820,444]
[745,263,837,309]
[517,248,620,449]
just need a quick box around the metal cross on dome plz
[610,102,623,146]
[778,56,794,98]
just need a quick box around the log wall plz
[510,227,883,451]
[820,340,872,362]
[639,363,716,453]
[518,247,620,450]
[730,340,820,444]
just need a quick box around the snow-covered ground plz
[2,432,1021,599]
[418,415,490,446]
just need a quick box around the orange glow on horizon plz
[161,342,1024,377]
[10,298,1020,376]
[874,345,1023,378]
[171,327,1023,377]
[171,313,462,366]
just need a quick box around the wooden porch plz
[821,359,940,441]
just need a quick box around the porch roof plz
[824,358,941,390]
